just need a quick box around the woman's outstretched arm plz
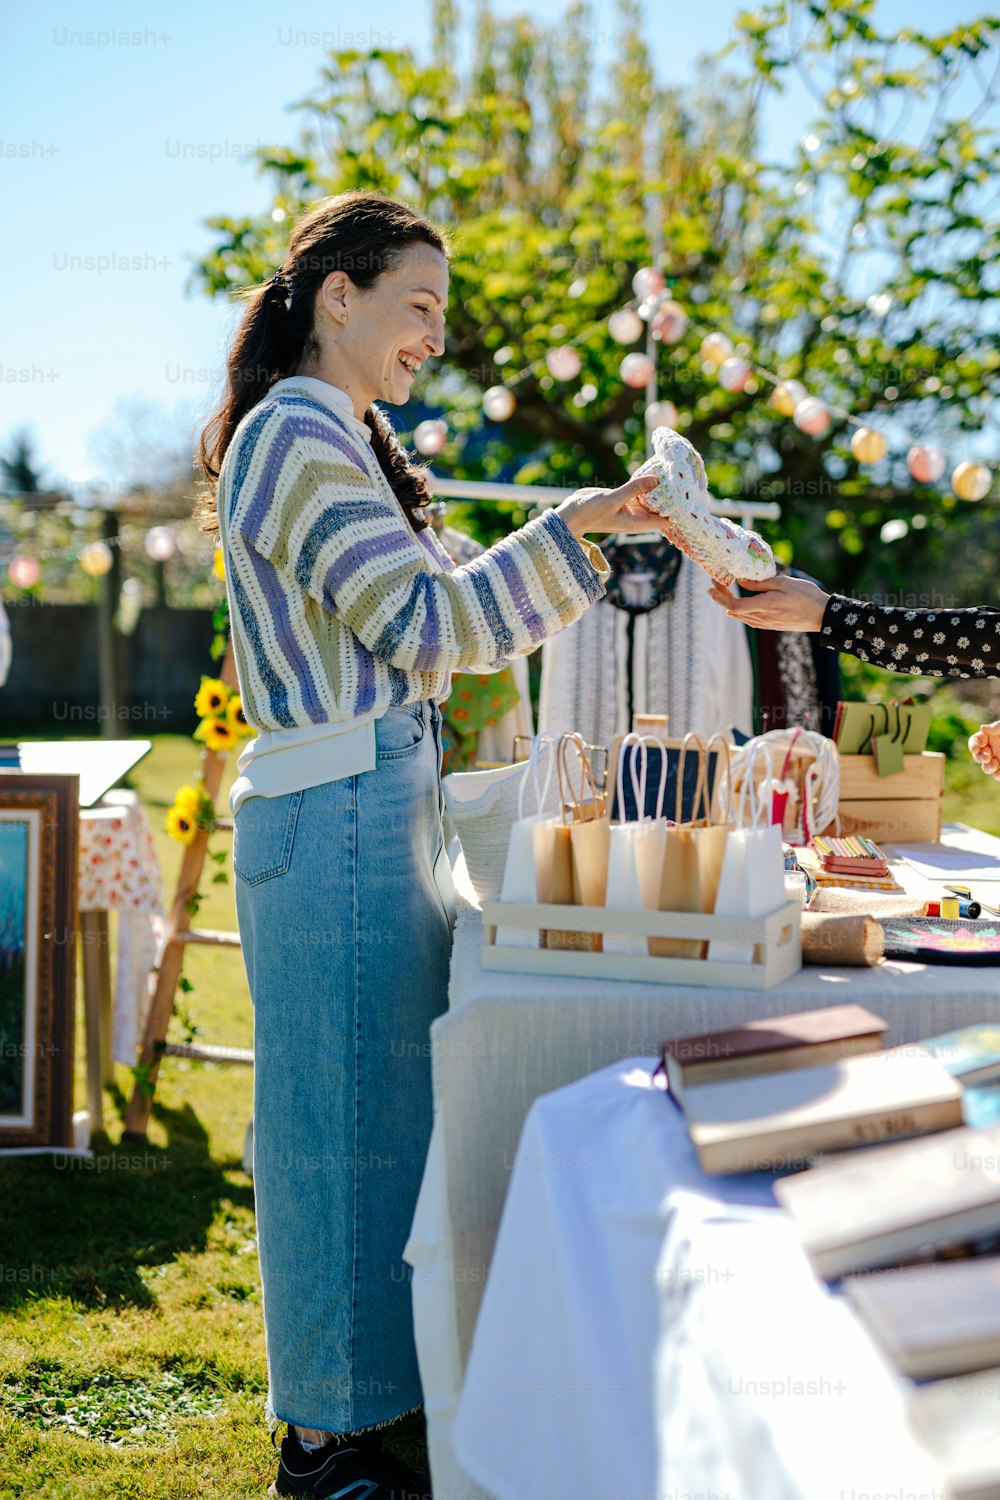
[709,574,1000,679]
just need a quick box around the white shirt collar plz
[272,375,373,445]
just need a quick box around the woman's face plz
[313,241,449,413]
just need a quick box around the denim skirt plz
[233,700,456,1434]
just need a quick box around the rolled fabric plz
[801,911,885,966]
[807,888,928,919]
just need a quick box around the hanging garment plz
[538,548,754,747]
[438,524,534,763]
[748,567,842,737]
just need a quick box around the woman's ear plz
[318,270,351,325]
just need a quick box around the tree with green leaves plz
[193,0,999,607]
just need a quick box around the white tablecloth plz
[404,825,1000,1499]
[451,1059,944,1500]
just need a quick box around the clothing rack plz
[425,475,781,532]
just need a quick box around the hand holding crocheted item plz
[633,426,776,586]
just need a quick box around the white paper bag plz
[604,734,668,957]
[496,734,560,948]
[708,743,787,965]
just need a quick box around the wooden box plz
[836,752,945,843]
[481,901,802,991]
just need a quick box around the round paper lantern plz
[793,396,831,437]
[8,556,40,589]
[413,419,448,456]
[545,346,582,381]
[645,400,679,430]
[608,307,644,345]
[483,385,516,422]
[620,353,655,388]
[144,525,177,562]
[773,379,807,418]
[80,541,114,577]
[632,266,666,301]
[650,301,688,344]
[850,427,887,465]
[952,460,992,502]
[718,357,753,392]
[700,332,734,366]
[907,445,946,484]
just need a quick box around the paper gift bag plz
[707,742,787,965]
[653,735,733,960]
[544,735,603,952]
[496,734,560,948]
[604,734,668,957]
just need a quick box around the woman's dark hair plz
[197,191,450,534]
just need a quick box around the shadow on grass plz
[0,1095,254,1314]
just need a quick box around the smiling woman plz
[195,190,669,1498]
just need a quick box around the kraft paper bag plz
[653,734,734,960]
[544,734,602,952]
[604,734,668,957]
[496,734,560,948]
[566,733,613,929]
[707,742,787,965]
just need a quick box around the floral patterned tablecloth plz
[78,790,164,1062]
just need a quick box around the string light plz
[403,266,995,499]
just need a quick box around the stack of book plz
[798,835,904,894]
[660,1010,1000,1496]
[812,834,890,878]
[661,1005,962,1175]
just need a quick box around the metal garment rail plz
[425,474,781,532]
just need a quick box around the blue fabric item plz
[234,700,456,1433]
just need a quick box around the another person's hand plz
[707,574,830,633]
[969,721,1000,779]
[557,474,673,539]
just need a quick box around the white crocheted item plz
[634,427,776,586]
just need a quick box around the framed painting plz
[0,774,79,1148]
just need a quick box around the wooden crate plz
[481,900,802,990]
[836,752,944,843]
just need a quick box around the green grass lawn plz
[0,735,426,1498]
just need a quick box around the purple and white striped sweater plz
[218,379,610,733]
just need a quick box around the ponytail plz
[196,190,449,537]
[365,404,433,533]
[197,276,306,490]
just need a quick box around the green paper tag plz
[873,734,906,776]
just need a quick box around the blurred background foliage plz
[190,0,999,607]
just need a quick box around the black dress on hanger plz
[600,538,685,730]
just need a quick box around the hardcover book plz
[684,1045,962,1176]
[660,1004,888,1096]
[775,1122,1000,1278]
[846,1256,1000,1378]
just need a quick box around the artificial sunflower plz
[173,783,203,818]
[212,545,226,581]
[226,694,253,737]
[194,676,230,719]
[165,806,198,845]
[202,716,238,753]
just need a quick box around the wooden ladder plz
[123,641,252,1140]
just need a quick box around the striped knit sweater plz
[218,377,612,734]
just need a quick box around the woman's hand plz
[557,474,672,538]
[969,721,1000,779]
[707,574,830,633]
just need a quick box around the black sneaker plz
[268,1426,432,1499]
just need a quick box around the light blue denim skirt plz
[233,700,455,1434]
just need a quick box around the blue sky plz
[1,0,989,493]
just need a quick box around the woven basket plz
[442,742,562,903]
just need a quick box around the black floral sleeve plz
[817,595,1000,679]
